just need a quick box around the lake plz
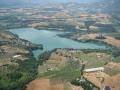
[10,28,107,58]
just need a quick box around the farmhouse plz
[103,86,111,90]
[84,67,104,73]
[13,55,21,58]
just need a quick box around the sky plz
[0,0,100,4]
[33,0,99,3]
[49,0,98,3]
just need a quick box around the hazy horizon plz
[38,0,99,3]
[0,0,101,4]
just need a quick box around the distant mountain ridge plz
[0,0,120,15]
[0,0,43,7]
[0,0,100,7]
[99,0,120,15]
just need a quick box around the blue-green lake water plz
[10,28,107,58]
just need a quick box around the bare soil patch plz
[26,79,64,90]
[80,34,120,48]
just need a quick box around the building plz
[103,86,111,90]
[84,67,104,73]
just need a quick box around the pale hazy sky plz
[25,0,100,3]
[60,0,96,2]
[42,0,98,3]
[0,0,100,4]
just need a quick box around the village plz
[27,48,120,90]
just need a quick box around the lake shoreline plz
[9,28,110,58]
[8,28,114,50]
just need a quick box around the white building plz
[84,67,104,73]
